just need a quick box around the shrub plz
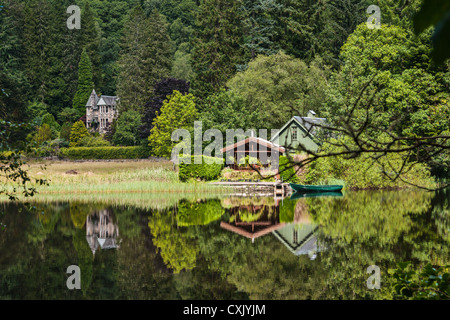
[112,110,143,146]
[70,121,89,147]
[59,146,150,160]
[34,124,52,145]
[279,156,300,183]
[60,122,72,142]
[78,135,111,147]
[178,155,224,182]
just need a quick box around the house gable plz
[271,117,321,153]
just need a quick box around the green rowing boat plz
[290,183,343,193]
[290,191,343,200]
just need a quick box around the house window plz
[292,127,297,141]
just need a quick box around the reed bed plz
[3,160,229,196]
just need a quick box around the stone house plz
[85,89,119,134]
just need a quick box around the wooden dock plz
[210,181,292,198]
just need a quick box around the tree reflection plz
[0,188,448,300]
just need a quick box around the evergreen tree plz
[96,0,136,96]
[319,0,370,67]
[239,0,282,65]
[72,49,94,118]
[191,0,245,99]
[116,6,172,112]
[22,0,53,105]
[35,124,52,145]
[276,0,330,63]
[69,120,89,148]
[60,122,72,142]
[0,0,27,97]
[112,110,143,146]
[81,2,102,90]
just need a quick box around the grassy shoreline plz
[6,159,228,196]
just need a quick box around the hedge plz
[178,155,224,182]
[59,146,150,160]
[279,156,300,183]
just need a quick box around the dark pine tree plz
[72,48,95,118]
[191,0,245,99]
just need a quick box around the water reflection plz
[220,197,284,243]
[86,210,120,255]
[0,188,448,300]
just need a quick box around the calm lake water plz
[0,189,448,300]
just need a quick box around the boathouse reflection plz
[220,197,322,259]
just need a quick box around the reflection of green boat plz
[290,184,343,193]
[290,191,343,200]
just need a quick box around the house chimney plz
[307,110,316,118]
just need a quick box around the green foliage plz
[72,49,94,118]
[199,88,263,132]
[177,200,224,226]
[80,2,102,90]
[391,262,450,299]
[239,0,282,63]
[0,120,47,201]
[413,0,450,64]
[41,112,60,133]
[26,101,48,119]
[305,137,435,189]
[227,52,329,130]
[171,49,194,81]
[34,124,52,145]
[112,110,143,146]
[59,146,149,160]
[58,108,79,124]
[323,23,449,179]
[59,122,72,142]
[78,135,111,148]
[69,121,89,148]
[178,155,224,182]
[279,155,299,183]
[116,6,172,112]
[148,90,197,158]
[191,0,245,98]
[148,209,198,274]
[70,202,91,229]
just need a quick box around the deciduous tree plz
[148,91,197,158]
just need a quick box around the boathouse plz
[220,136,286,170]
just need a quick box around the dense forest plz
[0,0,449,179]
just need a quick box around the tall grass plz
[2,160,229,196]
